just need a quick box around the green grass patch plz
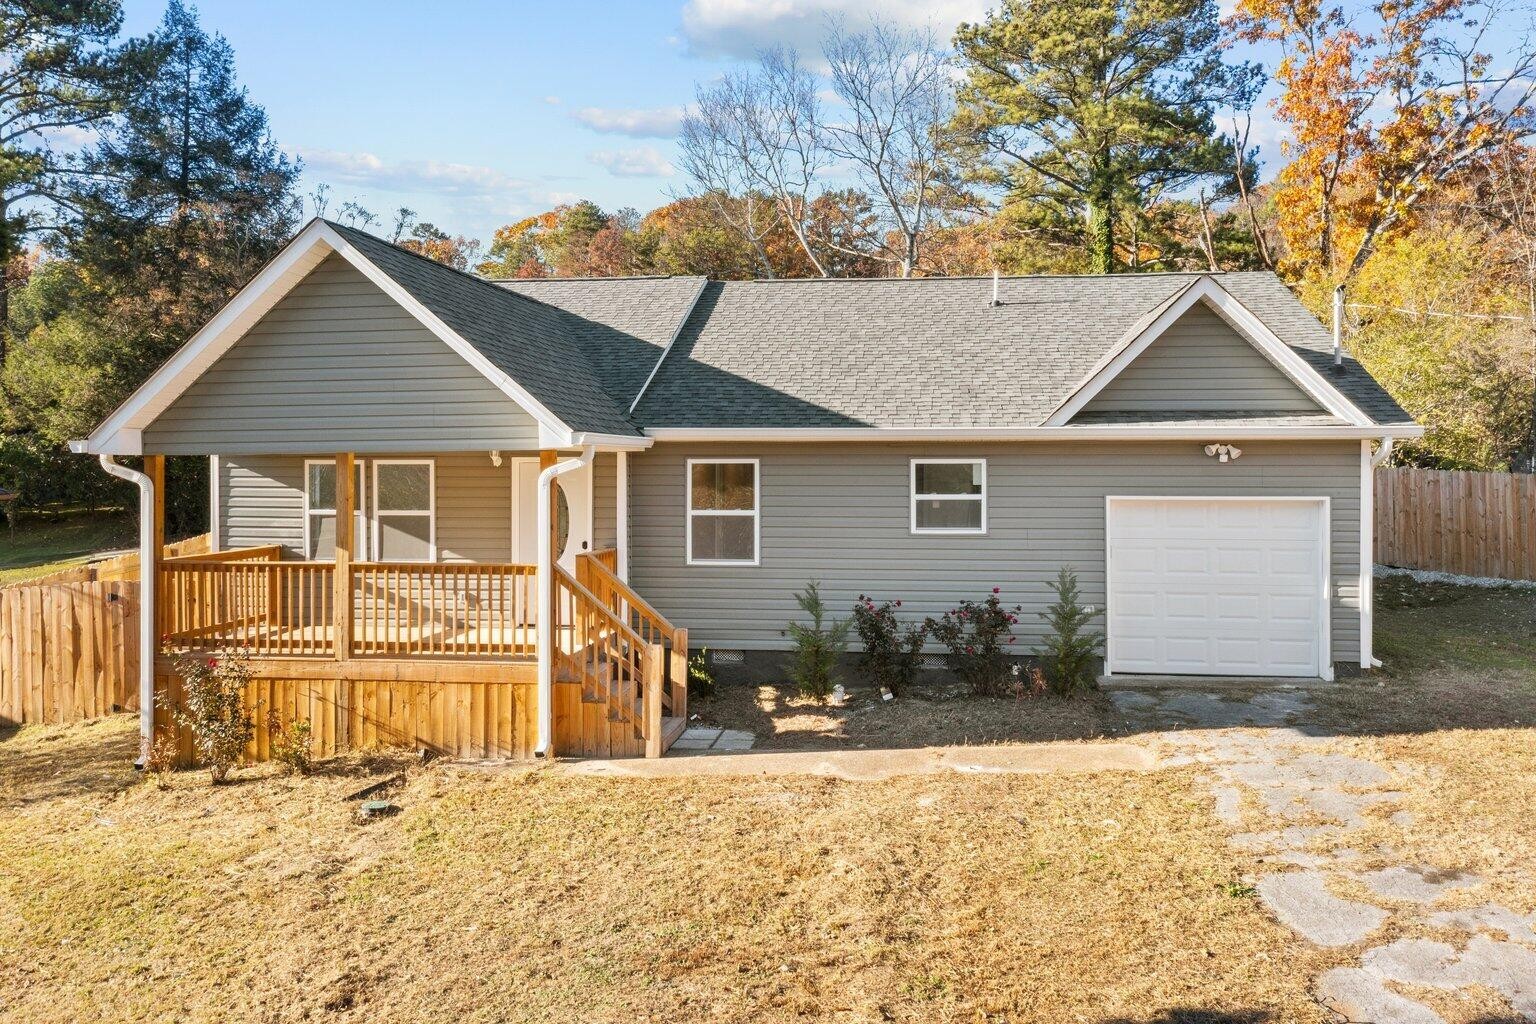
[0,512,135,585]
[1375,574,1536,677]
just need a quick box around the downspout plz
[534,445,594,757]
[1364,437,1394,669]
[98,454,156,766]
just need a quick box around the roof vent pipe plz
[1332,284,1345,371]
[990,268,1001,307]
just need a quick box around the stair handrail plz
[552,564,662,753]
[575,552,689,723]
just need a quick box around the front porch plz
[147,449,688,764]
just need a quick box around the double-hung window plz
[303,460,366,560]
[911,458,986,534]
[686,459,758,565]
[371,460,436,562]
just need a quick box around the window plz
[686,459,758,565]
[911,459,986,534]
[372,460,436,562]
[303,460,365,560]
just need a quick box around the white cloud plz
[588,146,677,178]
[295,147,540,198]
[572,105,687,138]
[543,95,563,105]
[679,0,989,60]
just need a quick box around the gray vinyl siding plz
[628,441,1363,665]
[1080,304,1323,414]
[593,452,618,550]
[220,453,513,563]
[144,254,543,455]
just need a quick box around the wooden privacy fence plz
[0,581,140,725]
[1376,467,1536,582]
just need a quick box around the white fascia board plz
[570,432,654,451]
[82,219,579,455]
[627,276,708,416]
[644,425,1424,442]
[1042,276,1373,428]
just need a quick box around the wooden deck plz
[154,548,688,764]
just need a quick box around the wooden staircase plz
[550,557,688,759]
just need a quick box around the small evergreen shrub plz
[924,588,1022,697]
[163,650,255,784]
[786,581,852,702]
[266,708,314,775]
[1037,567,1104,694]
[688,647,717,700]
[851,595,927,696]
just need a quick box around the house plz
[75,219,1421,763]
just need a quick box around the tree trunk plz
[0,196,11,365]
[1087,179,1114,274]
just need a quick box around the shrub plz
[163,650,254,784]
[266,709,314,775]
[142,732,179,787]
[688,647,717,700]
[924,588,1022,697]
[786,581,852,702]
[1037,566,1104,694]
[851,595,927,696]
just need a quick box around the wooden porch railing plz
[351,563,536,657]
[159,557,537,660]
[552,564,664,757]
[576,549,688,724]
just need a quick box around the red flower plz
[894,600,902,607]
[1008,637,1016,644]
[992,587,1001,594]
[207,657,218,668]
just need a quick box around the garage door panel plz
[1109,498,1325,678]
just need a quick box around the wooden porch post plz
[334,452,355,660]
[145,455,166,642]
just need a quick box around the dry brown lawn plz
[1,575,1533,1024]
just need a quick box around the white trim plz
[1360,439,1373,669]
[370,458,436,562]
[627,276,709,415]
[1104,495,1334,681]
[616,452,630,582]
[302,458,367,562]
[685,458,760,566]
[909,458,987,535]
[508,456,536,563]
[644,425,1423,442]
[1044,277,1373,428]
[82,219,581,455]
[208,455,221,552]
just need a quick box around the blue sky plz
[106,0,1474,246]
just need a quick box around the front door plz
[511,458,592,571]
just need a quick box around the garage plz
[1106,497,1330,678]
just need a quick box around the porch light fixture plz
[489,450,502,467]
[1203,443,1243,463]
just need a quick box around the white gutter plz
[643,425,1427,442]
[96,453,156,767]
[1370,436,1395,467]
[534,445,595,757]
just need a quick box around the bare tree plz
[679,47,828,277]
[821,21,957,277]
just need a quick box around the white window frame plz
[910,458,988,535]
[302,458,367,562]
[370,458,437,563]
[685,458,760,566]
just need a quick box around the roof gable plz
[84,220,644,455]
[1072,302,1326,419]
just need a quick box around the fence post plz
[644,642,664,758]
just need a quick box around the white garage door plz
[1107,498,1327,678]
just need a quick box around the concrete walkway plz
[1116,687,1536,1023]
[561,740,1156,781]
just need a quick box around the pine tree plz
[1036,567,1103,694]
[952,0,1262,273]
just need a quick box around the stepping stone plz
[1357,865,1481,905]
[1456,935,1536,1019]
[1361,938,1463,988]
[1257,871,1388,946]
[671,728,722,750]
[1231,825,1341,853]
[1428,903,1536,944]
[1108,690,1159,713]
[1211,784,1244,826]
[1317,967,1447,1024]
[712,729,755,751]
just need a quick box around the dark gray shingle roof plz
[496,276,705,410]
[629,272,1412,429]
[328,222,640,437]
